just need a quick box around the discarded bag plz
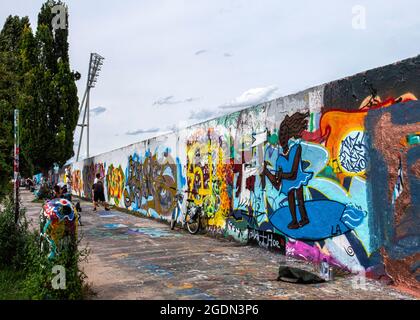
[277,265,326,284]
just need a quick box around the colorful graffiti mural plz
[186,128,233,232]
[106,164,125,206]
[82,162,105,198]
[227,106,370,277]
[122,148,179,218]
[68,55,420,293]
[71,169,82,196]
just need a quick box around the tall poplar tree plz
[21,0,79,174]
[0,1,79,190]
[0,15,30,195]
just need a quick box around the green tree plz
[0,1,79,186]
[0,15,30,195]
[18,24,40,177]
[0,15,30,54]
[21,0,79,174]
[0,52,16,197]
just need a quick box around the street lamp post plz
[14,109,20,223]
[76,53,105,161]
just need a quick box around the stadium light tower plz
[76,53,105,161]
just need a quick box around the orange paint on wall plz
[320,110,366,176]
[319,93,418,180]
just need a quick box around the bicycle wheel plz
[186,209,200,234]
[170,207,177,230]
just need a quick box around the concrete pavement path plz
[21,189,416,300]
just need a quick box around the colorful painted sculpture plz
[40,198,78,260]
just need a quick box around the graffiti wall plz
[69,55,420,292]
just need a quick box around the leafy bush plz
[23,231,90,300]
[0,197,29,269]
[0,195,91,299]
[0,181,12,203]
[0,268,28,300]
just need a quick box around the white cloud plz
[219,86,281,110]
[195,49,208,55]
[189,109,219,121]
[125,128,160,136]
[153,96,200,106]
[188,85,280,123]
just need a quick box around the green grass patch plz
[0,196,92,300]
[0,268,29,300]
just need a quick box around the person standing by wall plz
[93,173,110,211]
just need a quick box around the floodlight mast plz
[76,53,105,161]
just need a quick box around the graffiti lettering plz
[247,228,285,254]
[339,131,367,174]
[106,164,125,206]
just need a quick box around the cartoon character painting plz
[262,111,366,241]
[263,112,313,229]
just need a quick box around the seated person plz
[52,184,62,199]
[61,184,72,201]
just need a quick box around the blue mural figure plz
[263,112,313,229]
[262,112,366,241]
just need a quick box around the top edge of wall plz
[71,53,420,165]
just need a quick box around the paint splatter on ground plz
[142,264,174,278]
[175,288,215,300]
[84,228,130,240]
[98,211,121,218]
[127,227,182,238]
[104,224,128,229]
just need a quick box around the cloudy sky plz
[1,0,420,160]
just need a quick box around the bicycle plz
[170,189,204,235]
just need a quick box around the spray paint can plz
[320,259,332,281]
[328,266,334,281]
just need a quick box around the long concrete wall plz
[67,55,420,292]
